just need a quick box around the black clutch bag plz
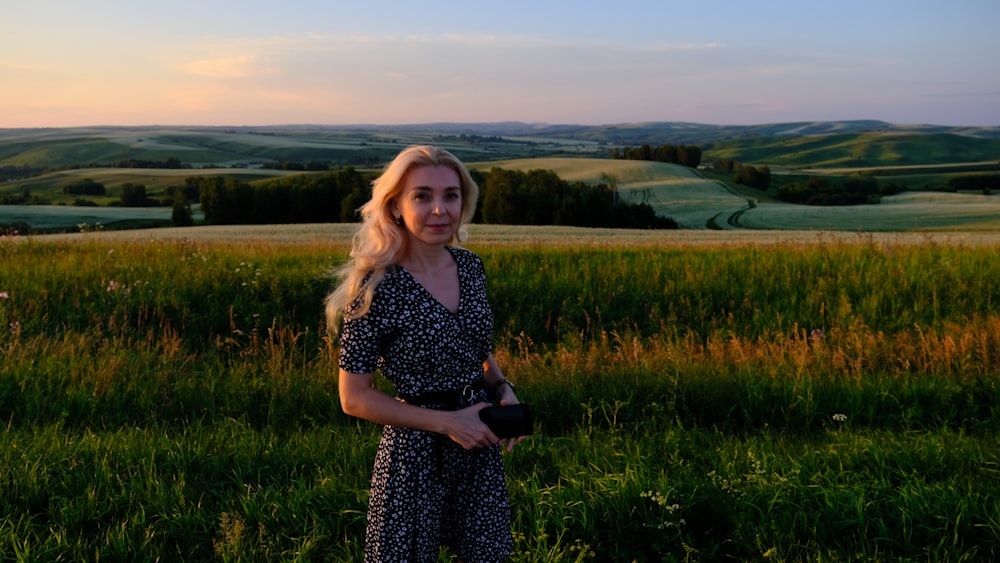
[479,404,534,438]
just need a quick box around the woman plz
[326,145,525,562]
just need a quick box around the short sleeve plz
[338,301,383,375]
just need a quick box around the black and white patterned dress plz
[339,247,513,562]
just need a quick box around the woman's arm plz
[483,353,519,405]
[481,354,529,451]
[339,368,498,450]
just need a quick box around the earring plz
[394,215,403,226]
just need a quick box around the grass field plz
[2,228,999,561]
[25,222,1000,248]
[5,166,302,200]
[736,191,1000,231]
[0,204,196,232]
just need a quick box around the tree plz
[340,188,366,222]
[480,168,523,224]
[171,187,193,226]
[612,143,702,167]
[63,178,106,196]
[119,183,150,207]
[733,165,771,190]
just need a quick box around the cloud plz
[176,55,267,78]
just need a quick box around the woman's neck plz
[399,244,452,274]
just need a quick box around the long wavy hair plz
[324,145,479,332]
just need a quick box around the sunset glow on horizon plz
[3,0,998,128]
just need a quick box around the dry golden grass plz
[30,223,1000,247]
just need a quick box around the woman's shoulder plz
[448,246,482,265]
[448,247,487,281]
[375,264,406,288]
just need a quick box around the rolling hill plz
[3,121,1000,172]
[3,122,1000,233]
[702,132,1000,168]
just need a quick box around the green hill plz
[4,123,1000,233]
[702,132,1000,168]
[5,122,1000,173]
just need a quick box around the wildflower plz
[107,280,121,292]
[832,413,847,423]
[809,328,826,342]
[0,291,8,299]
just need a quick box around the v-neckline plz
[399,247,461,315]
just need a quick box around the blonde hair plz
[324,145,479,332]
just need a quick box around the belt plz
[398,377,486,410]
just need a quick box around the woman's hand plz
[447,402,500,450]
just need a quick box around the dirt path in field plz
[692,169,757,229]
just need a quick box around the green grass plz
[2,231,1000,560]
[1,167,302,204]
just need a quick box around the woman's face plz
[395,165,463,247]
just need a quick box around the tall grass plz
[483,241,1000,344]
[1,234,999,561]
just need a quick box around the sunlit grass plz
[2,233,1000,560]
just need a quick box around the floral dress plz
[339,247,513,562]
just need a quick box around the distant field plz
[735,192,1000,231]
[5,156,1000,232]
[26,223,1000,248]
[0,204,202,231]
[5,166,302,195]
[0,126,595,172]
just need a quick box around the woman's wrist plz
[490,378,516,401]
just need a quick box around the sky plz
[2,0,999,128]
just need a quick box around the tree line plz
[0,164,47,182]
[713,159,773,191]
[61,179,170,207]
[474,168,675,228]
[714,158,906,205]
[191,167,369,225]
[611,143,703,168]
[776,177,890,206]
[189,166,676,229]
[948,174,998,194]
[113,157,185,169]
